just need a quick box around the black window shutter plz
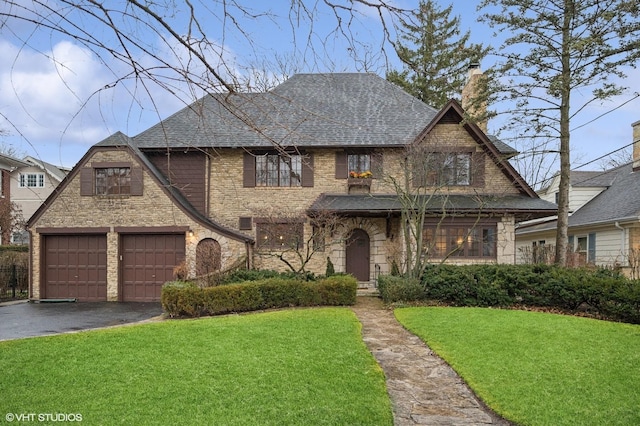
[371,151,383,179]
[335,151,348,179]
[130,168,143,196]
[301,153,314,187]
[412,159,425,188]
[588,233,596,263]
[243,152,256,187]
[471,151,485,187]
[80,168,93,196]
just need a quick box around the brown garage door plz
[44,235,107,301]
[121,234,185,302]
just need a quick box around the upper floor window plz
[80,162,143,197]
[426,152,471,186]
[20,173,45,188]
[256,153,301,187]
[243,151,314,188]
[335,150,382,179]
[348,154,371,176]
[95,167,131,195]
[414,150,483,188]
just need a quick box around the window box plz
[347,177,372,188]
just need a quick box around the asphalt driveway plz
[0,301,164,341]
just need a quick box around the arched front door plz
[346,229,370,282]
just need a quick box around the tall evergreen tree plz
[479,0,640,266]
[387,0,489,109]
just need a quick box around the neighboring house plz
[28,72,557,302]
[0,153,30,244]
[516,119,640,274]
[9,156,69,244]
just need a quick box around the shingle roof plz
[487,135,518,157]
[132,73,516,154]
[568,163,640,226]
[570,168,619,187]
[518,162,640,233]
[308,193,557,220]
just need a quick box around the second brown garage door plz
[121,234,185,302]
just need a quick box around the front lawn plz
[0,308,392,425]
[395,307,640,426]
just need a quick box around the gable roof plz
[538,168,619,194]
[132,73,516,155]
[0,153,29,170]
[570,169,619,187]
[28,132,253,243]
[416,99,538,198]
[567,163,640,226]
[518,162,640,234]
[21,156,69,183]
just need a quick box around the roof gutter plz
[517,215,640,235]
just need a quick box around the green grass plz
[0,308,392,425]
[395,307,640,426]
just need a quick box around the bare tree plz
[598,147,633,170]
[479,0,640,266]
[253,207,343,275]
[0,199,24,245]
[1,1,414,130]
[386,142,489,279]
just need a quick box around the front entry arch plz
[346,228,370,282]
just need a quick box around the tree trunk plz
[555,0,574,266]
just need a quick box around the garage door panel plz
[121,234,185,302]
[44,235,107,302]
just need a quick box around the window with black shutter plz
[80,162,143,196]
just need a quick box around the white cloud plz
[0,40,115,155]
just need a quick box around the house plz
[0,153,30,244]
[27,72,557,302]
[515,119,640,275]
[9,156,69,244]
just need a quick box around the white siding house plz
[516,118,640,277]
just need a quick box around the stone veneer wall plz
[207,125,522,276]
[29,149,247,301]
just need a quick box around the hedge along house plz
[28,72,557,301]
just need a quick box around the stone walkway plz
[351,295,512,425]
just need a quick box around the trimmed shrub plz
[161,281,205,318]
[0,245,28,253]
[202,283,264,315]
[216,269,316,286]
[378,275,423,303]
[316,275,358,306]
[377,264,640,324]
[161,273,357,317]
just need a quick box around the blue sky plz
[0,0,638,174]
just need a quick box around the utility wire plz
[528,139,637,189]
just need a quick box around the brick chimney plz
[461,63,488,133]
[633,120,640,172]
